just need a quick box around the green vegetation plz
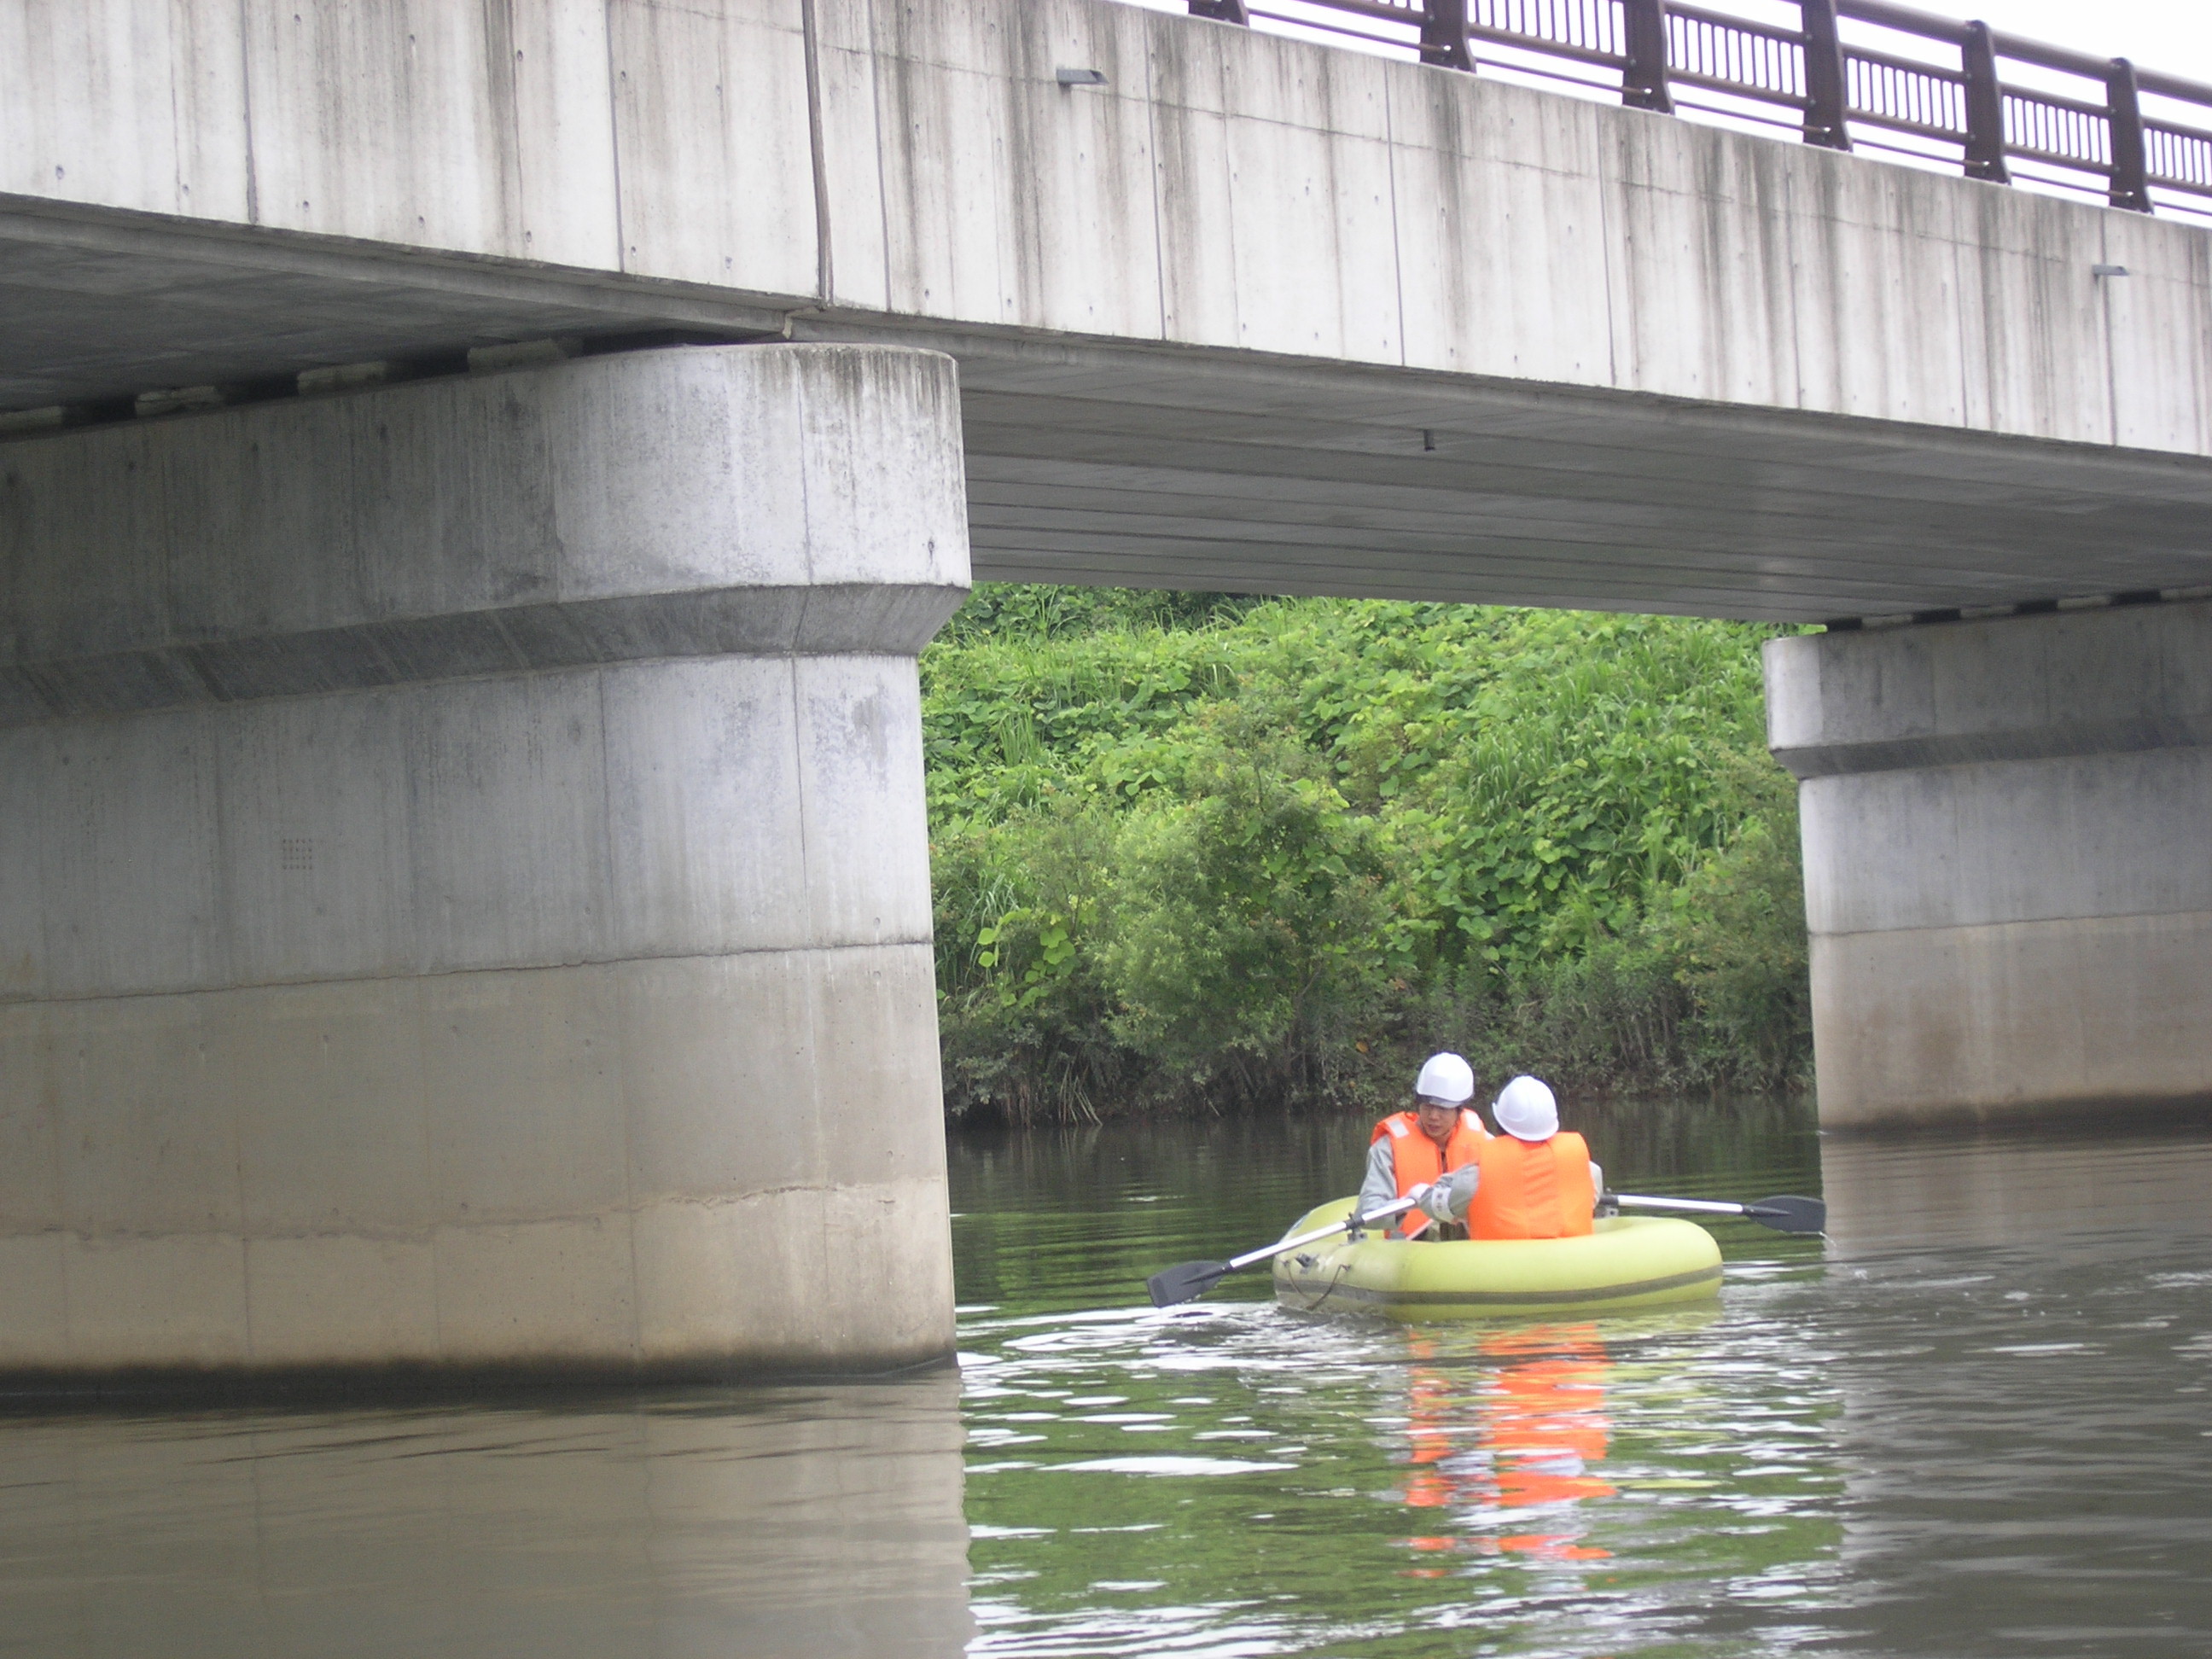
[924,585,1812,1122]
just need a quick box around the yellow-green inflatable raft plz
[1272,1197,1724,1319]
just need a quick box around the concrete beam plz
[0,343,970,1382]
[1767,599,2212,1127]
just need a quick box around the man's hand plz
[1421,1166,1479,1223]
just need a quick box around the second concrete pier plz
[1767,600,2212,1129]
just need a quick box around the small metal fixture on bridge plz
[1191,0,2212,220]
[2092,265,2130,276]
[1055,67,1109,87]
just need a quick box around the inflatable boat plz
[1271,1196,1724,1319]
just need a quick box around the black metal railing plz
[1191,0,2212,219]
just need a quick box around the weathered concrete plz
[0,342,969,1379]
[1767,599,2212,1129]
[3,0,2209,616]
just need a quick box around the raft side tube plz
[1272,1197,1724,1320]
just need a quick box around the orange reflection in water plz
[1398,1324,1615,1566]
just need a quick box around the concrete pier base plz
[1766,600,2212,1129]
[0,344,969,1382]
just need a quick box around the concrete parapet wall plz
[0,0,816,292]
[0,343,969,1381]
[818,1,2210,453]
[5,0,2207,462]
[1767,601,2212,1127]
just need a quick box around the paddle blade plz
[1147,1260,1231,1307]
[1742,1195,1826,1235]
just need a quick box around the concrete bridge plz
[3,0,2209,1382]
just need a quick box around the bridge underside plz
[8,200,2211,624]
[923,335,2212,620]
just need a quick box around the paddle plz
[1147,1196,1421,1307]
[1612,1192,1826,1235]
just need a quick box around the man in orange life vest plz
[1358,1052,1489,1240]
[1422,1074,1606,1241]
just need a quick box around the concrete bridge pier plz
[1767,600,2212,1129]
[0,344,968,1383]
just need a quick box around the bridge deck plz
[3,0,2209,619]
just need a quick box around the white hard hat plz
[1493,1074,1558,1140]
[1413,1051,1476,1105]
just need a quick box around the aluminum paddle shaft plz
[1145,1196,1420,1307]
[1615,1193,1826,1235]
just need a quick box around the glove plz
[1423,1165,1479,1224]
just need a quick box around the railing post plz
[1421,0,1475,72]
[2107,57,2153,212]
[1961,20,2011,183]
[1621,0,1674,114]
[1801,0,1853,151]
[1186,0,1250,21]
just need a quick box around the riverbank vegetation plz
[923,585,1812,1122]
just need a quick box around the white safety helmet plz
[1493,1074,1559,1140]
[1413,1051,1476,1106]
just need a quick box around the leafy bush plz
[1101,707,1394,1083]
[924,586,1812,1121]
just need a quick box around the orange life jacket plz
[1371,1109,1489,1238]
[1466,1132,1596,1240]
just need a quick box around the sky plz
[1952,0,2209,80]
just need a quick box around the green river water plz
[4,1097,2210,1656]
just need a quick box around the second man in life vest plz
[1420,1074,1605,1241]
[1359,1052,1490,1239]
